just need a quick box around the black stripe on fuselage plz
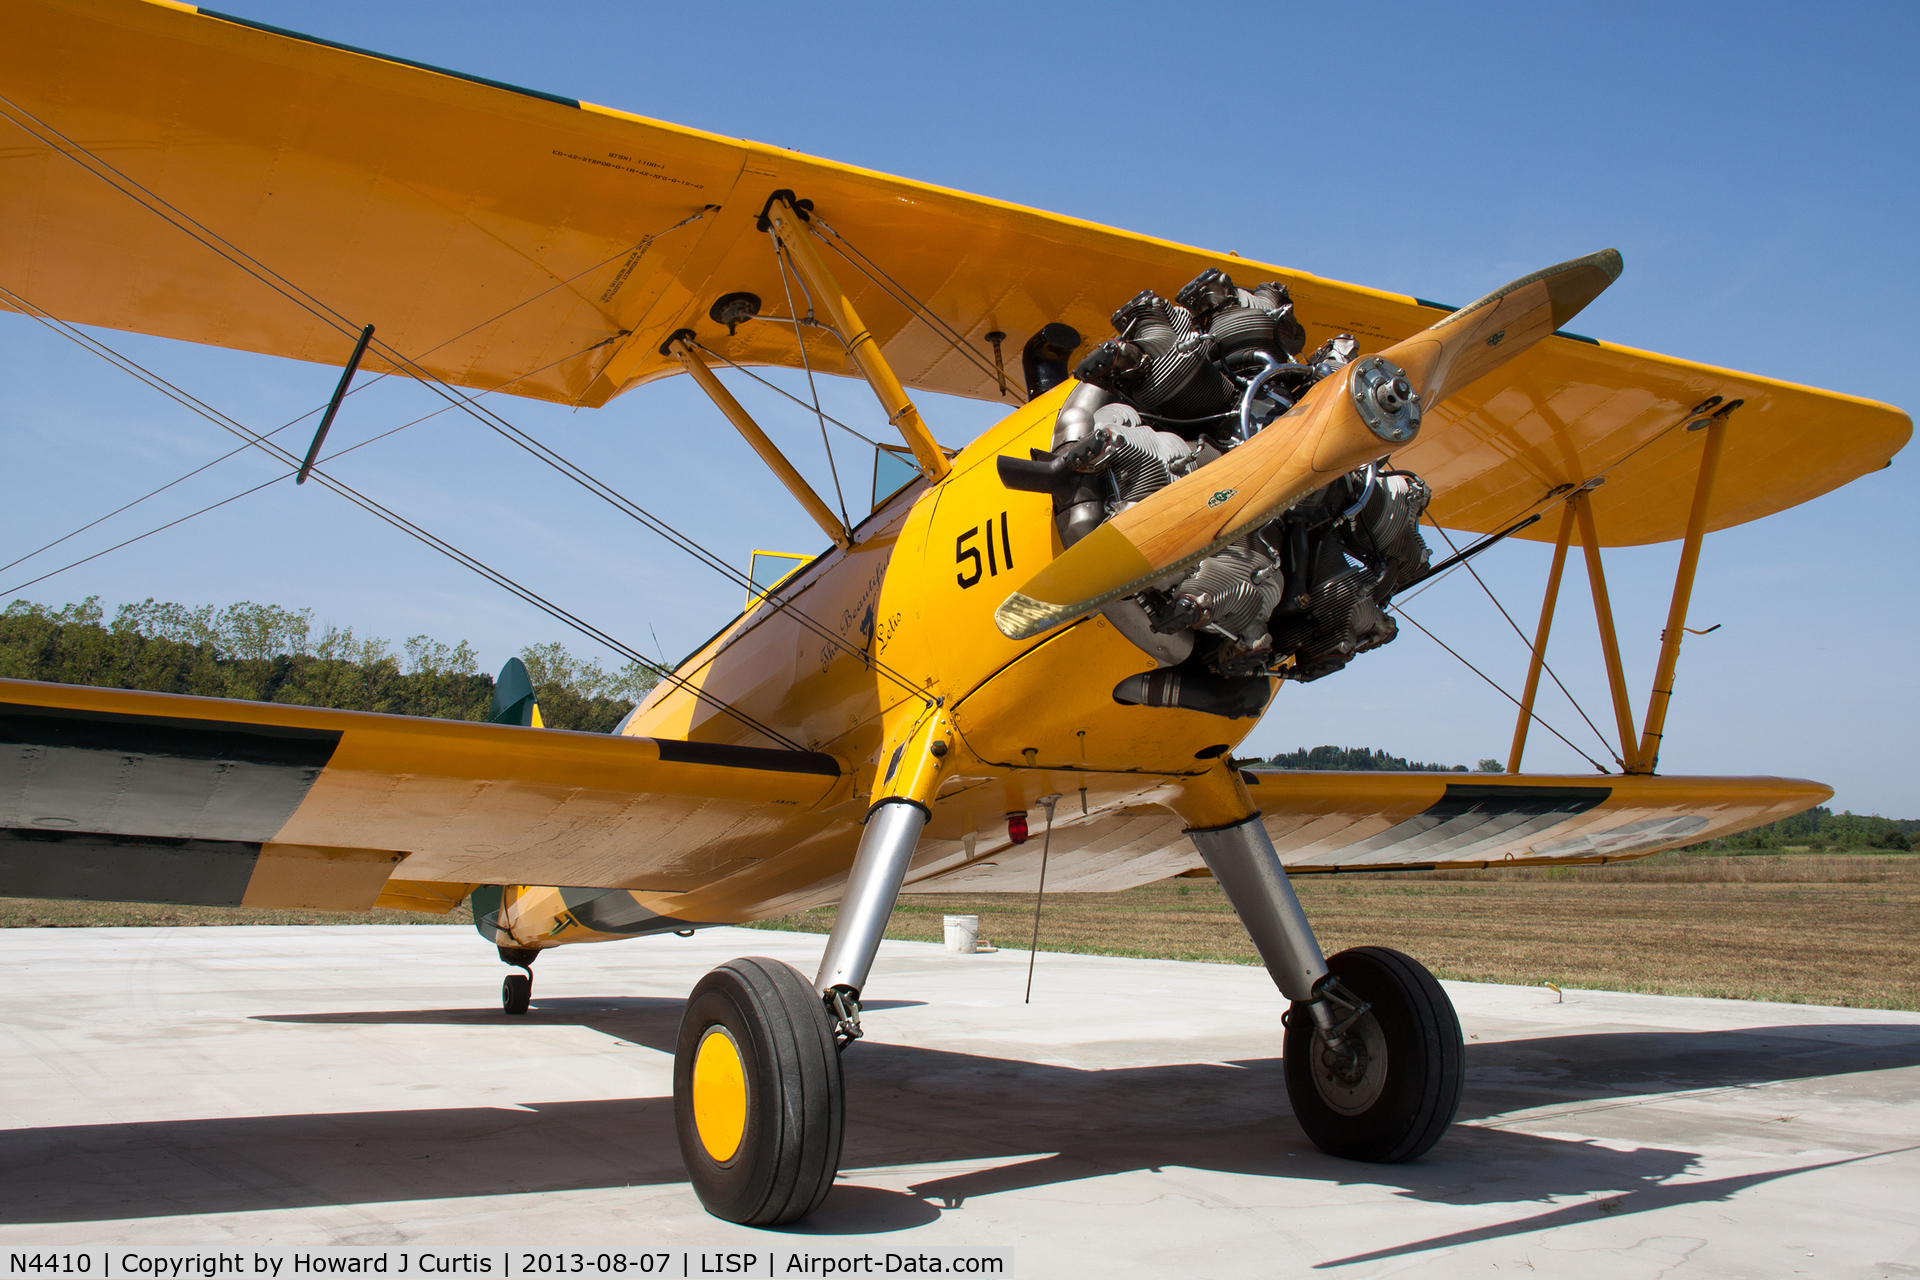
[650,738,840,777]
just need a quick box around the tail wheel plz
[1283,945,1463,1163]
[501,972,531,1016]
[673,957,843,1225]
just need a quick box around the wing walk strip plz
[1290,784,1608,867]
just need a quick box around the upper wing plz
[0,677,849,912]
[2,1,1907,546]
[902,770,1828,893]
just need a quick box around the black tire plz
[1283,945,1463,1163]
[673,957,844,1226]
[501,972,531,1016]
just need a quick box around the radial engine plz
[999,269,1433,717]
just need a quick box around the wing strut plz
[1509,401,1736,776]
[1636,405,1734,771]
[1507,502,1579,774]
[1573,488,1642,772]
[664,333,852,550]
[763,195,951,483]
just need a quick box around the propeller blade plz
[994,249,1622,641]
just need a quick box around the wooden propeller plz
[993,249,1623,641]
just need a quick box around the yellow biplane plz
[1,0,1909,1227]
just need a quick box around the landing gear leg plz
[672,798,929,1225]
[812,799,930,1039]
[1189,815,1463,1162]
[499,945,536,1016]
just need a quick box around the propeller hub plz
[1350,356,1422,444]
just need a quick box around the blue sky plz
[3,1,1915,813]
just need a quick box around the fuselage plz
[608,381,1267,927]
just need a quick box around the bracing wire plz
[1386,391,1726,769]
[0,297,807,750]
[2,389,491,599]
[0,93,932,702]
[808,216,1021,402]
[3,474,289,598]
[1420,515,1622,766]
[0,197,715,581]
[770,232,850,526]
[1388,603,1610,773]
[354,333,929,697]
[3,284,573,584]
[2,413,301,578]
[692,342,884,448]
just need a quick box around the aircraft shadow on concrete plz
[4,994,1916,1247]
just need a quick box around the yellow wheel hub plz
[691,1025,748,1162]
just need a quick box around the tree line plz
[1257,745,1477,773]
[1693,805,1912,852]
[1,597,659,733]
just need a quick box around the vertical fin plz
[488,657,540,727]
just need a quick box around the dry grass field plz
[749,852,1920,1012]
[4,852,1915,1010]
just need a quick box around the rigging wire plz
[808,216,1022,402]
[2,412,301,579]
[0,286,584,583]
[691,342,884,448]
[4,473,289,599]
[1420,515,1622,766]
[1384,390,1730,767]
[1,300,807,750]
[1387,602,1610,774]
[770,232,850,526]
[350,334,929,697]
[0,95,929,701]
[0,297,402,577]
[0,197,713,581]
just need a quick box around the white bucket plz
[943,914,980,954]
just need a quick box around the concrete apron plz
[0,925,1915,1278]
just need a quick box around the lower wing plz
[902,770,1827,893]
[0,677,848,912]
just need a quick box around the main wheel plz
[501,972,531,1015]
[673,957,844,1225]
[1283,945,1463,1163]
